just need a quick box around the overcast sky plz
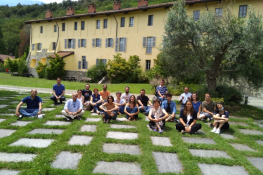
[0,0,78,6]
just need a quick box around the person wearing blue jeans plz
[16,89,43,119]
[124,95,139,121]
[137,89,152,115]
[50,77,66,105]
[156,79,168,103]
[100,95,119,123]
[161,93,177,122]
[90,88,102,114]
[114,91,126,115]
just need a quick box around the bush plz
[4,57,18,72]
[86,60,107,83]
[216,85,243,105]
[17,52,28,75]
[46,54,65,79]
[36,62,47,78]
[0,63,5,72]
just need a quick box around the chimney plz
[113,0,121,10]
[88,4,96,13]
[138,0,148,7]
[45,9,52,18]
[66,7,74,16]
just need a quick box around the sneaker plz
[64,117,71,121]
[76,116,81,121]
[18,115,23,119]
[207,118,211,122]
[91,109,94,113]
[97,111,100,115]
[37,114,43,119]
[181,130,185,134]
[174,119,179,123]
[143,112,148,116]
[215,128,220,134]
[211,127,217,133]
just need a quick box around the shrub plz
[86,60,107,83]
[17,52,28,75]
[4,57,18,72]
[0,63,5,72]
[216,85,243,105]
[36,62,47,78]
[46,54,65,79]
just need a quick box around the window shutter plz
[96,58,99,65]
[64,39,67,49]
[111,38,113,47]
[84,39,86,48]
[92,38,95,47]
[72,39,75,49]
[105,38,108,48]
[99,38,101,47]
[124,37,127,52]
[84,61,87,69]
[153,36,156,47]
[32,44,35,50]
[115,38,119,52]
[40,43,42,50]
[78,61,81,69]
[143,37,146,47]
[78,39,80,48]
[103,59,107,64]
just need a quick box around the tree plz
[0,27,6,54]
[46,54,66,79]
[161,0,263,92]
[15,46,19,59]
[18,25,30,57]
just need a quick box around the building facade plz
[25,0,263,77]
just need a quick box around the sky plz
[0,0,78,6]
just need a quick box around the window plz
[106,38,113,47]
[239,5,247,17]
[96,20,100,29]
[129,17,134,27]
[81,39,85,47]
[193,11,200,21]
[121,17,125,27]
[54,25,57,32]
[146,37,153,53]
[52,42,56,50]
[37,43,42,50]
[148,15,153,26]
[215,8,223,17]
[81,21,85,30]
[82,56,87,69]
[31,44,35,51]
[68,39,72,49]
[40,26,43,33]
[62,23,65,31]
[74,22,77,30]
[104,19,108,29]
[119,38,126,52]
[95,38,101,47]
[146,60,151,70]
[96,59,107,65]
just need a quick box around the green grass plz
[0,90,262,174]
[0,73,152,94]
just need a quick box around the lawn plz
[0,90,262,174]
[0,73,152,94]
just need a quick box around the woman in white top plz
[114,91,126,115]
[77,89,84,105]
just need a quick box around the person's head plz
[160,79,165,86]
[216,101,225,112]
[183,100,194,116]
[129,95,136,105]
[30,89,37,97]
[72,93,78,101]
[103,85,107,91]
[116,91,122,98]
[77,89,82,96]
[191,93,199,101]
[166,93,172,101]
[125,86,129,93]
[140,89,145,96]
[93,88,98,95]
[205,93,211,101]
[153,98,161,108]
[85,84,90,90]
[184,87,189,94]
[107,95,114,103]
[57,77,61,84]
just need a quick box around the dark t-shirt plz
[137,95,149,106]
[82,89,92,102]
[92,94,101,103]
[202,100,216,113]
[166,103,171,113]
[22,96,42,109]
[214,111,229,118]
[180,109,197,125]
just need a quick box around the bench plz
[11,72,19,76]
[64,77,69,81]
[70,77,77,81]
[80,77,92,83]
[23,73,34,77]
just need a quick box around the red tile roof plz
[0,54,15,62]
[25,0,217,24]
[50,51,74,59]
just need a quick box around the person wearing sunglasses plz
[100,95,119,123]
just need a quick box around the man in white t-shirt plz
[179,87,192,110]
[114,91,126,115]
[61,93,84,121]
[121,86,132,103]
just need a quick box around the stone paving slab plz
[44,121,71,126]
[90,113,99,116]
[9,101,19,104]
[152,152,183,173]
[0,119,6,123]
[254,120,263,123]
[196,130,205,135]
[151,136,172,147]
[182,137,216,144]
[55,115,65,118]
[0,105,8,108]
[189,149,231,159]
[50,104,62,106]
[8,109,16,112]
[239,129,263,135]
[106,131,138,140]
[85,118,101,122]
[110,124,136,129]
[198,163,248,175]
[247,157,263,172]
[11,121,32,127]
[230,143,256,152]
[229,122,249,127]
[103,143,140,155]
[0,98,7,101]
[0,129,16,139]
[0,114,14,116]
[220,133,235,140]
[93,161,142,175]
[51,151,82,170]
[0,169,20,175]
[0,152,37,162]
[254,122,263,128]
[2,97,15,99]
[256,140,263,146]
[9,138,54,148]
[230,116,249,120]
[147,124,153,131]
[27,129,64,135]
[42,108,56,112]
[80,125,97,132]
[68,135,93,145]
[116,117,128,122]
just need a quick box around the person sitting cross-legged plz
[99,85,110,103]
[148,98,169,133]
[198,93,216,121]
[90,88,103,114]
[176,100,202,134]
[124,95,139,121]
[161,93,177,122]
[137,89,152,116]
[114,91,126,115]
[156,79,168,103]
[100,95,119,123]
[61,93,84,121]
[15,89,43,119]
[50,77,66,105]
[82,84,92,111]
[211,102,230,134]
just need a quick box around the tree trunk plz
[206,73,217,93]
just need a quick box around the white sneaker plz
[38,114,43,119]
[215,128,220,134]
[19,115,23,118]
[207,118,211,122]
[211,127,217,133]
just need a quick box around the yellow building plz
[25,0,263,78]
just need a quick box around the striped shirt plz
[156,85,168,96]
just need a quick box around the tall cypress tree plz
[0,28,6,54]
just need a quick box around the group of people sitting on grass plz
[15,78,230,134]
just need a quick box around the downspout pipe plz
[113,14,118,38]
[54,20,59,54]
